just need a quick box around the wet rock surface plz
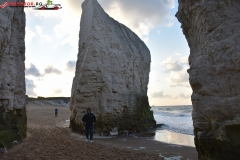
[0,0,27,148]
[176,0,240,159]
[70,0,155,134]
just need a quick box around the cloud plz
[27,0,175,46]
[53,13,80,47]
[44,66,62,75]
[66,0,175,41]
[66,0,83,13]
[151,91,190,99]
[170,70,189,83]
[178,93,191,99]
[54,88,62,94]
[66,61,76,71]
[175,52,182,56]
[151,91,170,99]
[98,0,175,40]
[35,25,42,35]
[151,91,166,98]
[162,57,183,72]
[25,27,36,42]
[25,63,41,77]
[35,25,53,43]
[161,56,190,87]
[180,56,188,65]
[26,78,37,96]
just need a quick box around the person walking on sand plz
[82,108,96,143]
[55,108,58,117]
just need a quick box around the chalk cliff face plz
[70,0,155,134]
[0,1,27,148]
[176,1,240,159]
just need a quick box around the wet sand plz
[0,103,197,160]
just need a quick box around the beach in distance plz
[0,103,197,160]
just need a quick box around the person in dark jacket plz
[55,108,58,117]
[82,108,96,142]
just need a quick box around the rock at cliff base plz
[176,0,240,159]
[69,0,156,135]
[0,1,27,148]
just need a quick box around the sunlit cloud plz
[169,70,189,83]
[162,57,183,72]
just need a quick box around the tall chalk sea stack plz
[0,1,27,148]
[70,0,156,134]
[176,1,240,159]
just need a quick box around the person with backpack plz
[82,108,96,142]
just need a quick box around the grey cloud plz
[151,91,190,99]
[66,61,76,71]
[25,63,41,77]
[25,78,37,96]
[100,0,174,26]
[178,93,190,99]
[151,91,170,99]
[44,66,62,75]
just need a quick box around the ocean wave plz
[154,112,192,118]
[152,105,194,135]
[159,125,194,135]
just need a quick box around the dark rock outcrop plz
[176,0,240,159]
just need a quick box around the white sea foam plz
[152,105,193,135]
[159,153,182,160]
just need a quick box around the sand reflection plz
[154,129,195,147]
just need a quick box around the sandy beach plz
[0,103,197,160]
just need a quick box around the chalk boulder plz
[70,0,156,135]
[176,1,240,159]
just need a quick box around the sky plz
[24,0,192,106]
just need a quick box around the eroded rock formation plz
[70,0,155,135]
[176,1,240,159]
[0,1,27,148]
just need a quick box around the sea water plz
[151,105,195,147]
[152,105,193,135]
